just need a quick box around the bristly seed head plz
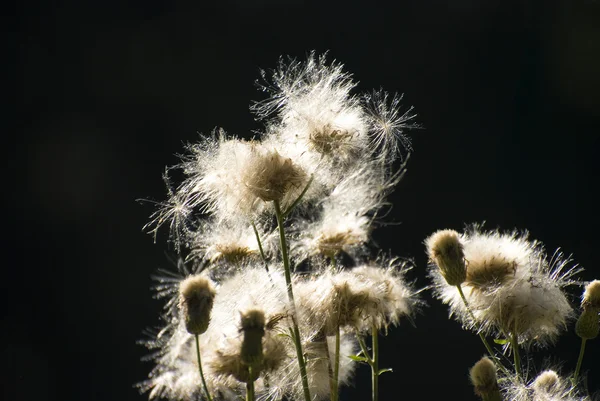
[242,146,307,203]
[426,229,467,286]
[469,357,500,400]
[309,124,355,155]
[178,275,216,335]
[240,309,266,375]
[582,279,600,310]
[466,256,517,291]
[532,370,562,395]
[316,230,364,258]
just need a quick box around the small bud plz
[575,308,599,340]
[582,280,600,310]
[178,275,216,335]
[426,229,467,286]
[532,370,562,395]
[240,309,266,379]
[469,357,501,401]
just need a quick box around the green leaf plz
[493,338,508,345]
[348,355,369,363]
[377,368,393,375]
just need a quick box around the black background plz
[8,1,600,400]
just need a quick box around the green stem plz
[456,285,509,376]
[333,327,340,401]
[246,367,255,401]
[195,334,213,401]
[371,324,379,401]
[510,330,522,377]
[251,221,268,271]
[574,338,587,384]
[274,200,311,401]
[283,174,314,218]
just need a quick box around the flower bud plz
[532,370,562,395]
[582,280,600,310]
[240,309,266,379]
[575,307,599,340]
[469,357,501,401]
[426,229,467,286]
[178,275,216,335]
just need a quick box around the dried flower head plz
[425,229,467,286]
[430,226,580,346]
[502,370,587,401]
[296,260,419,335]
[582,279,600,310]
[363,90,417,161]
[469,357,500,400]
[178,275,216,335]
[532,370,562,396]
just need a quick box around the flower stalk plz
[274,200,311,401]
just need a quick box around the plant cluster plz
[139,53,599,401]
[140,53,421,401]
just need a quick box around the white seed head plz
[429,226,580,346]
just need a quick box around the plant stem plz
[251,221,268,268]
[274,200,311,401]
[246,367,255,401]
[332,327,341,401]
[283,174,314,218]
[456,285,509,376]
[573,338,587,384]
[371,324,379,401]
[510,330,522,377]
[195,334,213,401]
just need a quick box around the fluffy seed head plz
[242,146,307,203]
[426,229,467,286]
[582,280,600,310]
[469,357,499,398]
[178,275,216,335]
[429,226,580,346]
[532,370,562,395]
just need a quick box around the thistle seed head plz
[426,229,467,286]
[242,146,307,203]
[469,357,499,399]
[532,370,562,395]
[178,275,216,335]
[240,309,266,372]
[582,279,600,310]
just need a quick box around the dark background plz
[8,1,600,400]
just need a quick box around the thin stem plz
[456,285,510,376]
[573,338,587,384]
[246,367,255,401]
[283,174,314,218]
[510,330,522,377]
[251,221,268,270]
[333,327,340,401]
[195,334,213,401]
[274,200,311,401]
[371,324,379,401]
